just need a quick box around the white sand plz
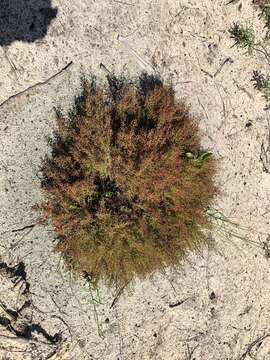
[0,0,270,359]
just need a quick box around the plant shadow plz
[0,0,58,46]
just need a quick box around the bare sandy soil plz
[0,0,270,359]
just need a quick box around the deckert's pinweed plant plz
[40,74,216,288]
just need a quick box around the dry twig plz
[239,334,270,360]
[0,62,73,109]
[260,116,270,173]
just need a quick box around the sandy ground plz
[0,0,270,359]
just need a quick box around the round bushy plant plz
[41,74,216,287]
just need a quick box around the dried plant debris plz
[260,116,270,172]
[0,258,62,357]
[40,74,216,289]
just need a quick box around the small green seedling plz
[185,152,212,168]
[229,23,255,54]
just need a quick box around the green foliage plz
[229,23,255,54]
[207,209,262,248]
[253,0,270,28]
[40,74,216,288]
[229,2,270,106]
[185,151,212,168]
[252,70,270,101]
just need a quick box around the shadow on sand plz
[0,0,58,46]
